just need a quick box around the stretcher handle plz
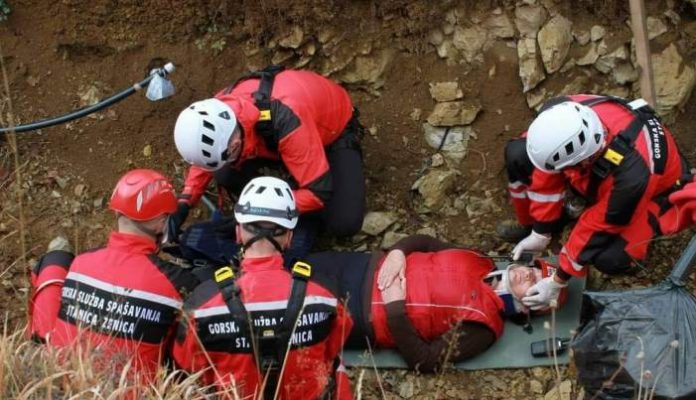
[669,233,696,286]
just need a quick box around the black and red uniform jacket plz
[29,250,74,342]
[49,232,197,385]
[181,69,354,213]
[507,94,684,277]
[172,254,353,400]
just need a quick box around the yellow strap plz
[214,266,235,283]
[292,261,312,278]
[259,109,271,121]
[603,148,624,166]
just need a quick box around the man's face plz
[226,127,243,164]
[508,266,543,299]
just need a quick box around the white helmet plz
[174,98,237,171]
[234,176,299,229]
[526,101,605,172]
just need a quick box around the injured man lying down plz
[307,234,567,373]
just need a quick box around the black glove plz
[167,202,190,242]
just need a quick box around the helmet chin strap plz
[241,223,287,254]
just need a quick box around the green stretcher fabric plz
[342,261,586,370]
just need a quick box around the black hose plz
[0,72,157,135]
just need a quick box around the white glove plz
[522,276,567,310]
[512,230,551,261]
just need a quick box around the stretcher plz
[342,262,586,370]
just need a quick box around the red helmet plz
[109,169,177,221]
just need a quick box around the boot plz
[496,220,531,243]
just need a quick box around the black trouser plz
[306,251,373,349]
[214,112,366,260]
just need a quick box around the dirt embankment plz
[1,1,696,399]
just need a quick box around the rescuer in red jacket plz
[171,66,366,262]
[307,235,566,372]
[47,169,198,385]
[172,176,353,400]
[498,95,690,310]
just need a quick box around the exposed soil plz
[1,1,696,399]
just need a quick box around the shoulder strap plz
[259,260,313,400]
[213,266,248,318]
[222,65,286,151]
[215,261,312,400]
[585,98,661,201]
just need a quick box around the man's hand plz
[512,230,551,261]
[167,203,190,242]
[377,249,406,290]
[522,275,568,310]
[381,276,406,304]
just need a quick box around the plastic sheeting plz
[572,235,696,400]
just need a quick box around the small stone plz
[74,184,86,197]
[368,126,378,136]
[544,380,572,400]
[54,176,68,189]
[429,82,463,102]
[530,379,544,394]
[78,84,103,107]
[278,26,304,49]
[590,25,606,42]
[573,29,590,46]
[428,29,444,46]
[51,190,61,198]
[538,15,573,74]
[143,144,152,157]
[381,231,409,250]
[576,43,599,66]
[61,219,74,228]
[412,169,458,210]
[422,124,472,160]
[647,16,668,40]
[361,211,398,236]
[426,101,482,126]
[409,108,422,121]
[26,75,39,87]
[93,197,104,209]
[47,236,72,253]
[398,380,415,399]
[431,153,445,167]
[416,226,438,237]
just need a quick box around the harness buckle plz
[603,148,624,166]
[259,109,272,121]
[214,266,235,283]
[291,261,312,279]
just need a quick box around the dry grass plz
[0,318,230,399]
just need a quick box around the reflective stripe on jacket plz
[50,232,196,384]
[172,254,353,400]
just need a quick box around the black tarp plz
[572,235,696,399]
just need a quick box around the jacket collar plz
[240,254,285,272]
[107,231,158,254]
